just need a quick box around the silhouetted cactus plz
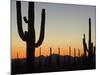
[83,34,87,56]
[16,1,45,71]
[82,18,96,64]
[74,48,76,57]
[49,47,52,65]
[63,51,66,66]
[78,49,80,64]
[68,46,71,65]
[69,46,71,56]
[88,18,92,51]
[16,51,20,68]
[50,48,52,56]
[57,48,60,66]
[74,48,76,64]
[58,48,60,55]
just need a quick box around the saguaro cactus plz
[69,46,71,56]
[88,18,93,60]
[68,46,71,65]
[49,47,52,64]
[63,50,66,66]
[83,34,87,56]
[82,18,95,64]
[57,48,60,66]
[16,1,45,71]
[74,48,76,64]
[74,48,76,58]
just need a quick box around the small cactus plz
[74,48,76,65]
[69,46,71,56]
[83,34,87,56]
[57,48,60,66]
[49,47,52,65]
[68,46,71,65]
[74,48,76,57]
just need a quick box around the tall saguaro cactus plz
[83,18,95,64]
[16,1,45,71]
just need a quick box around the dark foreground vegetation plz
[11,54,95,74]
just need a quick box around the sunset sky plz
[11,0,96,59]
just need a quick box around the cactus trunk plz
[88,18,93,62]
[26,43,35,70]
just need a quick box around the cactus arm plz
[16,1,26,41]
[35,9,45,47]
[23,16,28,23]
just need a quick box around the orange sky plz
[11,39,84,59]
[11,34,94,59]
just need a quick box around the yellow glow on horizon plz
[11,31,95,59]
